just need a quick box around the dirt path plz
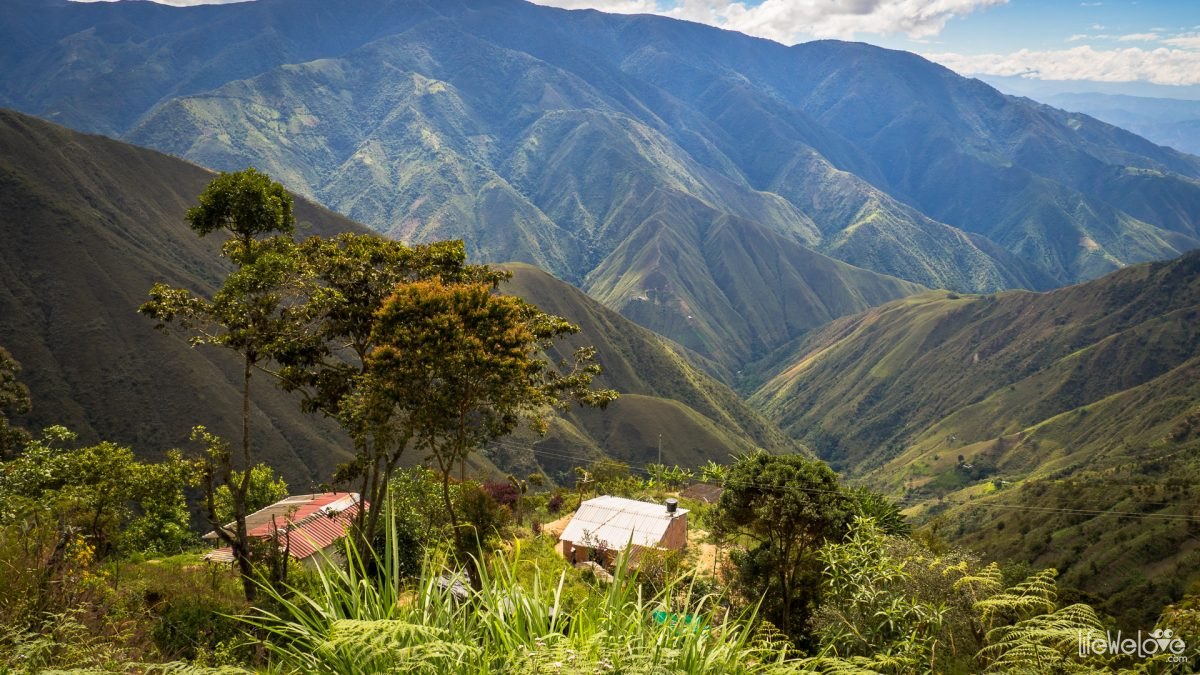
[689,528,720,576]
[543,513,572,539]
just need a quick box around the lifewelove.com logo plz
[1078,628,1189,662]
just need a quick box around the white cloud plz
[1067,33,1089,41]
[1079,2,1102,6]
[1091,23,1106,30]
[926,45,1200,85]
[1163,33,1200,50]
[526,0,657,12]
[530,0,1008,43]
[1117,32,1159,41]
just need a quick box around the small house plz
[558,495,688,568]
[202,492,364,570]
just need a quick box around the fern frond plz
[977,603,1106,673]
[975,567,1058,627]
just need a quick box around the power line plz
[481,439,1200,524]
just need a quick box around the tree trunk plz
[234,356,256,602]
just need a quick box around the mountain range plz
[6,0,1200,369]
[0,109,790,485]
[1040,92,1200,157]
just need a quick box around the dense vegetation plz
[3,434,1196,673]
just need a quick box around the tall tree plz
[274,234,502,544]
[139,167,297,601]
[366,280,617,572]
[0,346,31,459]
[711,451,850,639]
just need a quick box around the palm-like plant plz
[242,505,786,674]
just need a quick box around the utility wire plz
[481,439,1200,524]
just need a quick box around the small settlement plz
[202,492,363,569]
[558,495,688,568]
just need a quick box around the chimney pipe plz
[665,498,678,514]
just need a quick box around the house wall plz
[298,543,347,571]
[562,542,616,567]
[659,515,688,551]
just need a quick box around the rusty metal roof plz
[202,492,364,563]
[559,495,688,550]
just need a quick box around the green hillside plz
[1043,91,1200,159]
[0,109,360,485]
[498,262,799,479]
[0,110,789,487]
[123,29,926,368]
[750,251,1200,622]
[22,0,1200,372]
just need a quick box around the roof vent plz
[665,498,678,514]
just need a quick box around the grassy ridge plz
[126,31,927,369]
[7,0,1200,303]
[751,251,1200,622]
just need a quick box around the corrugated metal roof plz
[202,492,364,563]
[203,492,360,541]
[559,495,688,550]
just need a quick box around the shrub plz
[152,597,247,661]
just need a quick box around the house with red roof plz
[202,492,364,569]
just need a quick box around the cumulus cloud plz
[530,0,1008,43]
[526,0,657,11]
[1117,32,1159,42]
[925,45,1200,85]
[1163,33,1200,49]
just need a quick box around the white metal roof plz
[559,495,688,550]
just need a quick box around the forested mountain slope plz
[9,0,1200,366]
[0,110,786,483]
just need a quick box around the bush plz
[459,482,511,551]
[152,597,247,661]
[482,481,519,508]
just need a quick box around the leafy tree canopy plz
[711,451,850,639]
[0,346,31,459]
[273,234,505,542]
[185,167,295,251]
[213,463,289,525]
[0,426,195,555]
[367,279,617,569]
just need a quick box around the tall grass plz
[243,512,790,674]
